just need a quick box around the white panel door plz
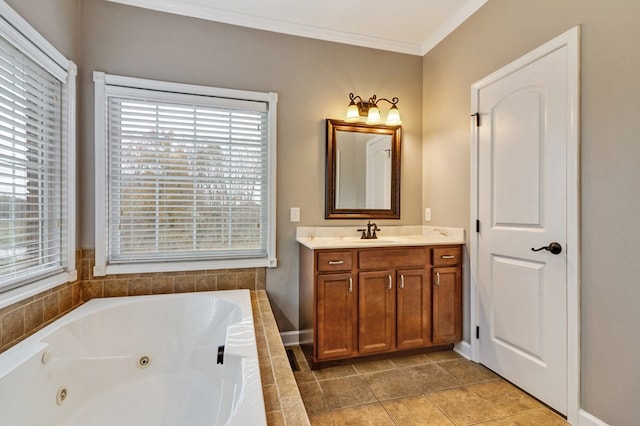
[476,45,569,414]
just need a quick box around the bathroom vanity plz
[297,226,464,368]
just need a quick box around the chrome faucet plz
[357,221,380,239]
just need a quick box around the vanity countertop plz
[296,226,464,250]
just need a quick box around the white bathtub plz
[0,289,266,426]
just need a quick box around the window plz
[94,73,277,276]
[0,4,76,297]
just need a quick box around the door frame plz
[469,26,580,424]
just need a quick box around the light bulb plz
[345,102,360,122]
[386,105,402,125]
[367,105,381,124]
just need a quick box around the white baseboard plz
[279,330,300,347]
[578,409,609,426]
[454,340,471,359]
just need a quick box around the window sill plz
[0,270,78,311]
[94,257,277,277]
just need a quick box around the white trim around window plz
[93,72,278,276]
[0,1,77,308]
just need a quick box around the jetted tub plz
[0,289,266,425]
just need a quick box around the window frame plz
[0,2,76,308]
[93,72,278,276]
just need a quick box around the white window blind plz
[105,88,272,265]
[0,35,66,291]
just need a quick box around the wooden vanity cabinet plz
[316,272,357,360]
[357,269,396,354]
[432,247,463,344]
[396,268,431,350]
[313,250,357,361]
[358,247,430,355]
[299,244,462,367]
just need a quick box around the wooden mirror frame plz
[325,119,401,219]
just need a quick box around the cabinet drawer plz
[432,247,462,267]
[359,247,429,270]
[317,251,353,272]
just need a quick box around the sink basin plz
[359,238,400,243]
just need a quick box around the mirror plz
[325,119,401,219]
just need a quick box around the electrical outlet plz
[290,207,300,222]
[425,208,431,222]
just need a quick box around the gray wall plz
[423,1,640,424]
[9,0,640,422]
[4,0,79,61]
[77,0,424,330]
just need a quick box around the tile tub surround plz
[291,348,568,425]
[1,250,305,425]
[253,290,310,425]
[296,225,464,249]
[1,249,265,353]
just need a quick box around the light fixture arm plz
[373,96,400,108]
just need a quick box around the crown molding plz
[106,0,486,56]
[420,0,488,55]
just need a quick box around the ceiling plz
[105,0,488,56]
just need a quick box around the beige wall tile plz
[0,297,33,318]
[256,268,266,291]
[237,271,256,290]
[217,273,237,290]
[43,292,60,322]
[104,279,128,297]
[128,278,152,295]
[1,308,24,346]
[59,286,73,313]
[195,275,216,292]
[174,275,195,293]
[24,300,44,331]
[82,280,104,301]
[72,282,82,306]
[150,276,174,294]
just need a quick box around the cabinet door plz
[432,267,462,344]
[396,268,431,350]
[317,273,357,360]
[358,270,396,354]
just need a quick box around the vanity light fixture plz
[345,92,402,125]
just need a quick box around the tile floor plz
[290,347,568,425]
